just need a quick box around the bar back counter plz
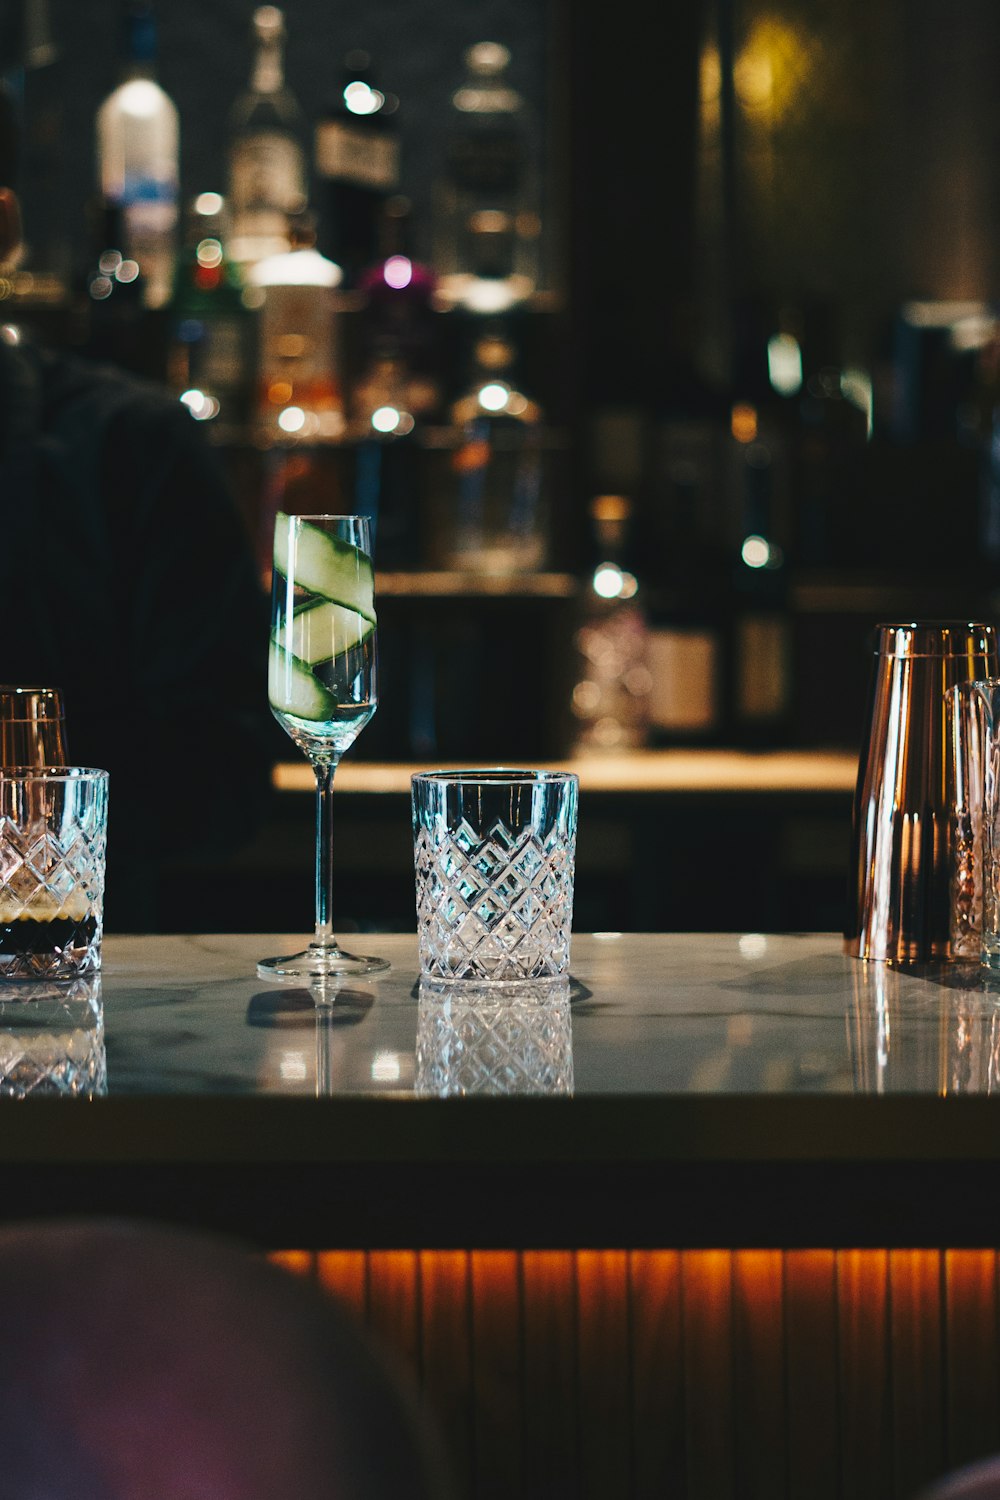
[8,928,1000,1499]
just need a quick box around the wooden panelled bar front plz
[267,1248,1000,1500]
[13,931,1000,1498]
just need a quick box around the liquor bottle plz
[645,420,728,745]
[355,197,441,419]
[313,49,401,288]
[434,41,541,313]
[227,5,307,271]
[347,335,422,570]
[728,406,793,744]
[74,199,152,376]
[167,192,254,439]
[95,0,179,310]
[570,495,651,753]
[439,323,547,572]
[349,211,441,569]
[247,215,345,446]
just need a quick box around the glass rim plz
[0,687,65,718]
[411,768,579,788]
[0,766,109,782]
[276,513,369,524]
[872,622,996,658]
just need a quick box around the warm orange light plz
[734,17,816,123]
[452,439,491,473]
[267,379,294,405]
[731,402,758,442]
[272,1245,1000,1499]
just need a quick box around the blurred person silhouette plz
[0,1217,452,1499]
[0,75,276,930]
[920,1456,1000,1497]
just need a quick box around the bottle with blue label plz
[95,1,179,310]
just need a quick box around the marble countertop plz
[4,931,1000,1247]
[78,930,995,1100]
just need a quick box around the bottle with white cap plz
[95,0,179,309]
[227,5,308,271]
[247,215,344,446]
[434,41,541,313]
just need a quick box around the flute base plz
[257,941,390,982]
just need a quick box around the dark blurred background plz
[5,0,1000,929]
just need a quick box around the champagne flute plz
[258,513,389,980]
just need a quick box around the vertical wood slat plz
[733,1250,787,1500]
[280,1247,1000,1500]
[945,1251,1000,1473]
[470,1251,523,1500]
[267,1249,316,1279]
[838,1249,892,1500]
[522,1250,580,1500]
[682,1249,736,1500]
[367,1250,421,1372]
[419,1251,475,1500]
[629,1250,685,1500]
[889,1250,945,1500]
[785,1250,839,1500]
[315,1250,368,1321]
[576,1251,633,1500]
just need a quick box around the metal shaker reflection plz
[416,978,574,1096]
[0,974,106,1096]
[849,962,1000,1094]
[846,622,998,963]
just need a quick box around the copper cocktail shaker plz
[845,622,998,963]
[0,686,67,768]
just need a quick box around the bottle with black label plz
[75,199,152,376]
[313,50,401,288]
[355,197,441,405]
[645,421,728,745]
[434,41,541,313]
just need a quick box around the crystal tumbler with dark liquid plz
[0,767,109,980]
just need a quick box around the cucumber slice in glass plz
[274,512,376,621]
[276,599,375,666]
[268,643,335,721]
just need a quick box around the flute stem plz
[313,757,338,946]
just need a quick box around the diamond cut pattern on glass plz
[0,1022,107,1096]
[0,814,106,979]
[416,987,573,1096]
[414,819,575,982]
[0,979,106,1095]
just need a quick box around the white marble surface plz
[76,931,1000,1099]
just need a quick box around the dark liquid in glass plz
[0,914,97,958]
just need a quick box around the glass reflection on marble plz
[950,682,990,959]
[248,981,387,1095]
[416,978,573,1097]
[849,959,1000,1094]
[0,975,106,1096]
